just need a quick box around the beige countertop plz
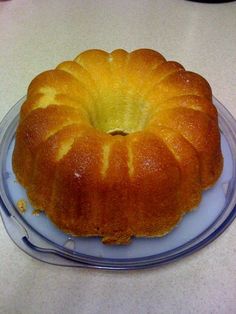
[0,1,236,313]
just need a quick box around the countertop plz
[0,1,236,313]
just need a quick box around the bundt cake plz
[13,49,223,244]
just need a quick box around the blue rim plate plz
[0,96,236,270]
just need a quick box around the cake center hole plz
[108,130,129,136]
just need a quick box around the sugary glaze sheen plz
[13,49,223,244]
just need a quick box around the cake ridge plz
[150,95,217,120]
[140,60,185,98]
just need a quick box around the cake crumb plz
[32,209,42,216]
[17,199,27,213]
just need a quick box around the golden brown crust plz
[13,49,223,244]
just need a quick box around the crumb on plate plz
[17,199,27,213]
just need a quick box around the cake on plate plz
[13,49,223,244]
